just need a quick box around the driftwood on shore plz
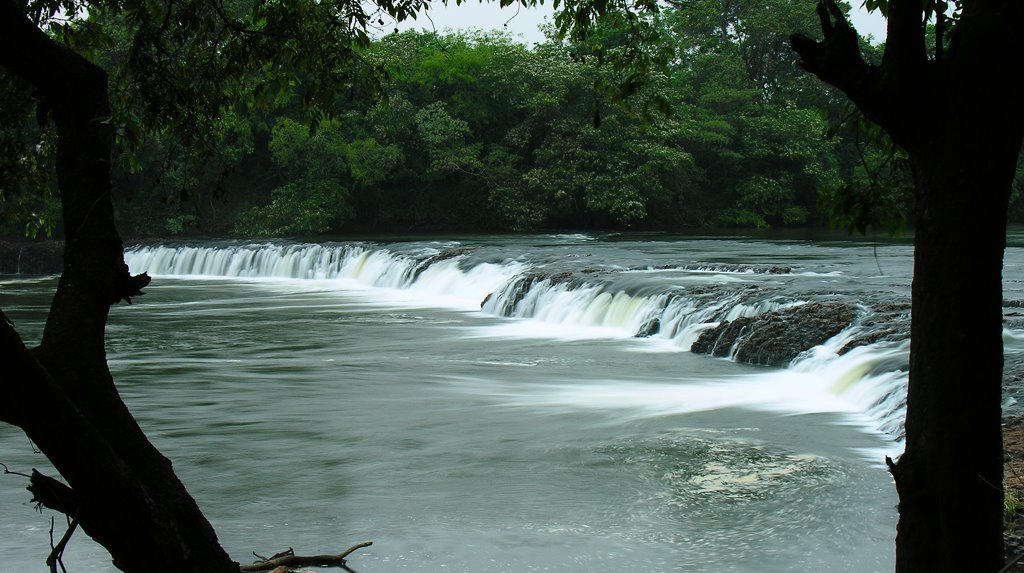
[241,542,373,572]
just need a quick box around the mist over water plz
[5,231,1023,572]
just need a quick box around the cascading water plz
[125,243,527,309]
[122,237,959,445]
[20,231,1024,572]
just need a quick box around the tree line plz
[16,0,1013,239]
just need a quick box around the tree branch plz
[47,514,79,573]
[789,0,871,91]
[883,0,927,72]
[0,314,233,572]
[240,542,373,572]
[789,0,915,145]
[28,470,79,517]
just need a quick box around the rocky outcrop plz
[837,303,911,354]
[411,247,475,281]
[634,262,792,274]
[691,302,858,367]
[0,240,63,274]
[634,317,661,338]
[482,270,576,314]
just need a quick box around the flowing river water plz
[5,230,1024,572]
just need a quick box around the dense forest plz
[1,0,1021,239]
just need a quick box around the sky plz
[392,1,888,46]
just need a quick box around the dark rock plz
[838,303,912,354]
[635,317,661,338]
[839,328,907,354]
[631,263,792,274]
[411,247,474,281]
[488,270,577,316]
[691,317,755,357]
[691,302,858,367]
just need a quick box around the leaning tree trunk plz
[0,4,237,572]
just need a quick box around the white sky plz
[392,1,888,46]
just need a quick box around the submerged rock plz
[636,262,793,274]
[485,270,577,316]
[411,247,475,281]
[691,302,858,367]
[838,303,911,354]
[635,317,661,338]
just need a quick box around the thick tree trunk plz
[0,4,237,572]
[790,0,1024,570]
[889,137,1020,572]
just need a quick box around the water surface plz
[6,231,1005,572]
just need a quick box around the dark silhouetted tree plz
[791,0,1024,570]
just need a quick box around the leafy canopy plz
[21,0,669,144]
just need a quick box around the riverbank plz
[1005,417,1024,569]
[0,240,63,274]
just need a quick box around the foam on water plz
[125,241,918,443]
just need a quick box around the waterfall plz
[125,243,526,309]
[125,241,925,441]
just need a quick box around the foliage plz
[0,72,60,238]
[1,0,910,239]
[165,214,198,235]
[819,106,914,235]
[1006,489,1021,530]
[236,118,358,236]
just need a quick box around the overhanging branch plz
[789,0,911,145]
[789,0,874,93]
[29,470,79,517]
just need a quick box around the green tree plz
[237,117,355,236]
[0,0,441,570]
[790,0,1024,569]
[113,110,256,236]
[414,101,483,175]
[725,104,839,227]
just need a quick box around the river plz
[4,231,1024,572]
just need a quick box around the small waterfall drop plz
[124,240,932,442]
[126,243,526,309]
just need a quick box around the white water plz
[28,233,1017,572]
[124,239,922,446]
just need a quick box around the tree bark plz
[792,0,1024,570]
[889,137,1018,572]
[0,3,237,572]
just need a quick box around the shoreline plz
[1006,416,1024,568]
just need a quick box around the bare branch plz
[240,542,373,572]
[789,0,914,144]
[0,462,32,479]
[47,514,79,573]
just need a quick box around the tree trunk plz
[0,4,237,572]
[790,0,1024,569]
[889,135,1020,572]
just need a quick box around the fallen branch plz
[240,542,373,572]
